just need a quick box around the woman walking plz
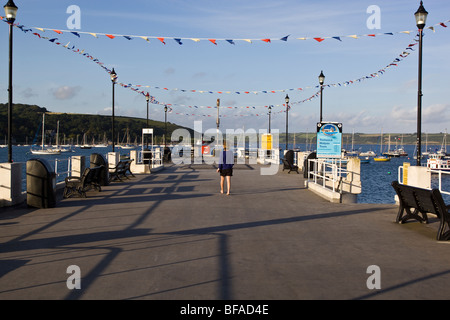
[217,144,234,195]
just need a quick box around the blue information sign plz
[316,122,343,158]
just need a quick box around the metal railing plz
[398,165,450,196]
[136,148,163,167]
[54,158,72,179]
[257,149,280,163]
[432,169,450,196]
[307,158,348,193]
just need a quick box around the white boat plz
[427,154,450,172]
[31,148,61,155]
[80,133,92,149]
[119,128,136,149]
[360,150,377,157]
[374,129,390,162]
[120,144,136,149]
[51,121,72,152]
[30,113,61,155]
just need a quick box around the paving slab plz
[1,164,450,300]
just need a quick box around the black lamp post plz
[145,92,150,150]
[268,105,272,134]
[415,1,428,166]
[164,105,168,147]
[318,70,325,123]
[4,0,17,163]
[285,94,289,151]
[110,68,117,152]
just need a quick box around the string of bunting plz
[7,17,448,45]
[5,17,447,118]
[122,32,422,116]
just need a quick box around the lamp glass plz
[4,0,18,21]
[319,71,325,85]
[414,2,428,28]
[110,69,117,82]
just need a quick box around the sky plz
[0,0,449,134]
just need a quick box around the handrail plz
[307,158,348,193]
[398,165,450,196]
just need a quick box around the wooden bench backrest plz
[432,189,450,223]
[392,181,442,219]
[414,187,439,216]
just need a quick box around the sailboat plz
[50,121,71,153]
[374,129,390,162]
[427,130,450,172]
[120,128,136,149]
[30,113,61,155]
[80,133,92,149]
[94,133,108,147]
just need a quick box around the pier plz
[1,163,450,300]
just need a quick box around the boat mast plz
[41,113,45,149]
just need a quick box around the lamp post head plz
[164,105,167,112]
[415,1,428,29]
[145,92,150,101]
[4,0,17,22]
[319,70,325,85]
[285,94,289,104]
[110,68,117,83]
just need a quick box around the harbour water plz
[1,143,449,204]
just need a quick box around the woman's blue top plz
[219,150,234,170]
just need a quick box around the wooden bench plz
[391,181,450,241]
[282,158,299,174]
[109,159,134,182]
[63,166,102,198]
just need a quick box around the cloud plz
[193,72,207,79]
[51,86,81,100]
[165,67,175,75]
[21,87,38,99]
[423,104,450,124]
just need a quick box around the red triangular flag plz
[261,38,271,43]
[314,37,325,42]
[209,39,217,45]
[157,37,166,44]
[105,34,115,39]
[53,29,63,34]
[440,22,448,27]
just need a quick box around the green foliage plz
[0,103,193,144]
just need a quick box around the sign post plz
[316,122,342,159]
[261,133,272,150]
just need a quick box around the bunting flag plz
[96,33,422,97]
[0,16,444,45]
[6,17,449,119]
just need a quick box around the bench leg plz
[396,206,428,224]
[437,220,450,241]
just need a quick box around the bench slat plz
[392,181,450,241]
